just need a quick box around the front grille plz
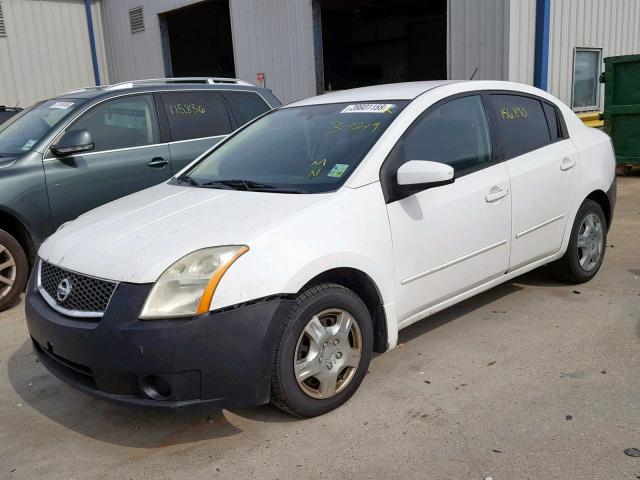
[39,261,118,316]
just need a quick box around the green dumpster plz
[602,54,640,174]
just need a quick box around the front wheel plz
[271,283,373,417]
[548,200,607,283]
[0,229,28,311]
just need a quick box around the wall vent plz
[0,1,6,37]
[129,6,144,33]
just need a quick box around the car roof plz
[286,80,462,107]
[54,78,270,101]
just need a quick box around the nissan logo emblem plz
[56,278,73,303]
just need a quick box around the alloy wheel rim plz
[0,244,16,298]
[294,308,363,399]
[577,213,604,272]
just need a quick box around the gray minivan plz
[0,78,280,310]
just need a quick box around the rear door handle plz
[560,157,576,171]
[147,157,169,168]
[485,187,509,203]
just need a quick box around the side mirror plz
[397,160,454,189]
[51,129,94,157]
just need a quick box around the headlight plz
[140,245,248,319]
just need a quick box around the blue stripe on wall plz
[84,0,101,85]
[533,0,550,90]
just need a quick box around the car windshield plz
[180,100,408,193]
[0,99,86,157]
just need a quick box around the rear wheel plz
[271,283,373,417]
[548,200,607,283]
[0,229,28,311]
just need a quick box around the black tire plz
[0,228,28,311]
[270,283,373,417]
[548,200,607,283]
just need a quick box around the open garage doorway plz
[160,0,235,78]
[317,0,447,93]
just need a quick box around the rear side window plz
[388,95,493,176]
[543,102,561,140]
[71,94,159,152]
[161,91,232,142]
[491,94,551,158]
[223,91,271,125]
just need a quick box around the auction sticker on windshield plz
[340,104,396,114]
[50,102,75,110]
[327,164,349,178]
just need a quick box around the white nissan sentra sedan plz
[26,81,615,417]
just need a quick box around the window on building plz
[490,95,551,158]
[71,95,159,152]
[572,48,602,111]
[161,91,233,141]
[222,91,271,126]
[389,95,493,176]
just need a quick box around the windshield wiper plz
[201,179,305,194]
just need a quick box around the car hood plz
[39,182,330,283]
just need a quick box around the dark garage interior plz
[319,0,447,92]
[160,0,235,78]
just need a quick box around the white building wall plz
[229,0,316,104]
[0,0,108,107]
[448,0,510,81]
[548,0,640,108]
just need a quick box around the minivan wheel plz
[0,229,28,311]
[271,283,373,417]
[548,200,607,284]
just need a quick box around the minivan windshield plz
[0,99,86,157]
[180,100,408,193]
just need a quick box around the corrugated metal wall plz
[548,0,640,108]
[448,0,509,81]
[99,0,196,84]
[100,0,315,104]
[507,0,536,85]
[229,0,316,104]
[0,0,108,107]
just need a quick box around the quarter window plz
[71,95,158,152]
[572,48,602,111]
[161,91,232,142]
[388,95,493,177]
[543,102,561,140]
[491,94,551,158]
[223,91,271,125]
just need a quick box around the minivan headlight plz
[140,246,249,319]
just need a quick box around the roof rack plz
[106,77,254,90]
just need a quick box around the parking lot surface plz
[0,177,639,480]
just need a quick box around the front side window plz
[180,101,408,193]
[572,48,602,110]
[387,95,493,177]
[161,91,232,141]
[491,94,551,158]
[0,99,86,156]
[71,95,159,152]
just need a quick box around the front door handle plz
[147,157,169,168]
[485,187,509,203]
[560,157,576,171]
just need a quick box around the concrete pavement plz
[1,177,639,480]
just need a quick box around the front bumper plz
[25,268,293,410]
